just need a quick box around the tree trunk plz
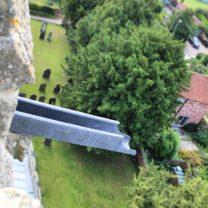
[136,146,146,167]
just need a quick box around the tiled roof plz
[178,100,208,123]
[181,73,208,104]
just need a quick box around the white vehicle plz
[189,36,200,49]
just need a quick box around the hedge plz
[29,3,56,16]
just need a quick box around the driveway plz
[184,40,208,59]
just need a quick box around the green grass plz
[30,0,60,9]
[184,0,208,9]
[34,140,135,208]
[20,20,68,105]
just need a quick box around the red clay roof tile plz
[181,73,208,104]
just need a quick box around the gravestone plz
[42,69,51,79]
[30,94,37,100]
[39,96,45,102]
[39,21,47,40]
[47,32,53,42]
[19,93,26,98]
[39,83,47,92]
[44,139,52,146]
[53,84,61,94]
[49,98,56,105]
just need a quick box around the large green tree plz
[60,23,189,158]
[127,164,208,208]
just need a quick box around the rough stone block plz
[49,98,56,105]
[42,68,51,79]
[19,93,26,98]
[30,94,37,100]
[39,96,45,102]
[39,83,47,92]
[53,84,61,94]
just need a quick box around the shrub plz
[127,163,208,208]
[179,149,202,167]
[193,130,208,147]
[182,123,198,133]
[148,128,180,161]
[29,3,56,17]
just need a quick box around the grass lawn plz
[34,140,136,208]
[184,0,208,9]
[20,20,68,105]
[23,20,136,208]
[29,0,60,9]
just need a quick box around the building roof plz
[178,100,208,123]
[181,73,208,104]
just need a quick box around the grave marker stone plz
[39,83,47,92]
[53,84,61,94]
[30,94,37,100]
[42,69,51,79]
[47,32,53,42]
[49,98,56,105]
[44,139,52,146]
[39,96,45,102]
[19,93,26,98]
[39,21,47,40]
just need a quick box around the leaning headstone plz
[49,98,56,105]
[39,96,45,103]
[42,69,51,79]
[47,32,53,42]
[30,94,37,100]
[19,93,26,98]
[53,84,61,94]
[39,21,47,40]
[44,138,52,146]
[39,83,47,92]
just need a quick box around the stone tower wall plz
[0,1,40,207]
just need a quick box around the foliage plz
[29,3,56,17]
[61,0,189,159]
[193,130,208,147]
[179,149,202,167]
[148,128,180,161]
[70,0,162,47]
[182,122,198,132]
[127,163,208,208]
[29,0,60,9]
[61,0,104,27]
[61,21,189,159]
[195,9,208,37]
[190,53,208,75]
[168,9,196,41]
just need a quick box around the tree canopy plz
[68,0,162,48]
[62,0,104,27]
[127,164,208,208]
[61,21,189,158]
